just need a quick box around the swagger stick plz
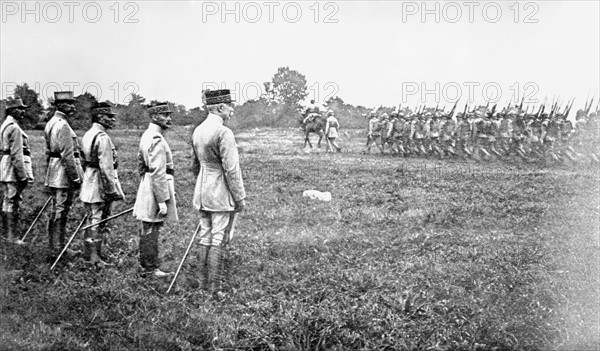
[50,214,88,270]
[167,221,202,294]
[16,196,52,245]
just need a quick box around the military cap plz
[5,98,28,110]
[54,91,75,104]
[381,112,389,119]
[148,103,173,115]
[204,89,236,105]
[327,109,334,115]
[92,102,116,116]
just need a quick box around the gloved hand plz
[234,199,246,212]
[70,179,82,191]
[17,178,29,190]
[158,202,168,216]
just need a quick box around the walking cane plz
[50,214,88,270]
[77,208,133,232]
[167,221,202,294]
[326,136,334,153]
[16,196,52,245]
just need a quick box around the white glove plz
[158,202,168,216]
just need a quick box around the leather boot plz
[83,239,93,262]
[91,240,110,268]
[206,246,223,292]
[0,211,6,240]
[46,217,62,261]
[58,216,81,258]
[6,212,19,243]
[197,245,210,290]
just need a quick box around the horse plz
[302,114,326,148]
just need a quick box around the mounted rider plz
[302,100,323,125]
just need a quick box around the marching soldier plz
[324,110,342,153]
[456,112,472,158]
[80,102,125,267]
[498,111,513,155]
[133,102,178,277]
[429,112,443,157]
[192,89,246,292]
[1,98,34,243]
[440,112,457,157]
[44,91,85,260]
[473,111,491,161]
[364,111,383,153]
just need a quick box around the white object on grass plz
[302,190,332,202]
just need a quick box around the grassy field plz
[1,127,599,351]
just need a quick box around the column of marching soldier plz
[0,90,246,292]
[362,101,600,165]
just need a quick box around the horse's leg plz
[305,131,312,148]
[317,131,323,148]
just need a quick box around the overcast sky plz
[1,0,599,111]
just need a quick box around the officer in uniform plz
[44,91,84,260]
[364,111,383,153]
[133,102,178,277]
[80,102,125,267]
[192,89,246,291]
[1,98,34,243]
[324,109,342,153]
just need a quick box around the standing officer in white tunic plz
[133,103,178,278]
[80,102,125,268]
[324,110,342,152]
[192,89,246,291]
[0,98,34,243]
[44,91,85,260]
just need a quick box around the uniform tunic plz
[44,111,84,188]
[0,116,33,183]
[133,123,178,223]
[192,114,246,212]
[80,123,124,203]
[325,115,340,139]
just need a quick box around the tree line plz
[1,67,383,130]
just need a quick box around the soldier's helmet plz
[381,112,389,120]
[327,109,334,116]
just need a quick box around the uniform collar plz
[206,113,224,125]
[92,122,106,132]
[4,115,18,124]
[54,111,67,121]
[148,122,164,134]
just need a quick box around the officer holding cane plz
[192,89,246,292]
[133,102,178,278]
[44,91,84,261]
[0,98,34,243]
[80,102,125,268]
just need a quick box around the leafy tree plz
[70,92,98,130]
[119,93,146,128]
[271,67,308,106]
